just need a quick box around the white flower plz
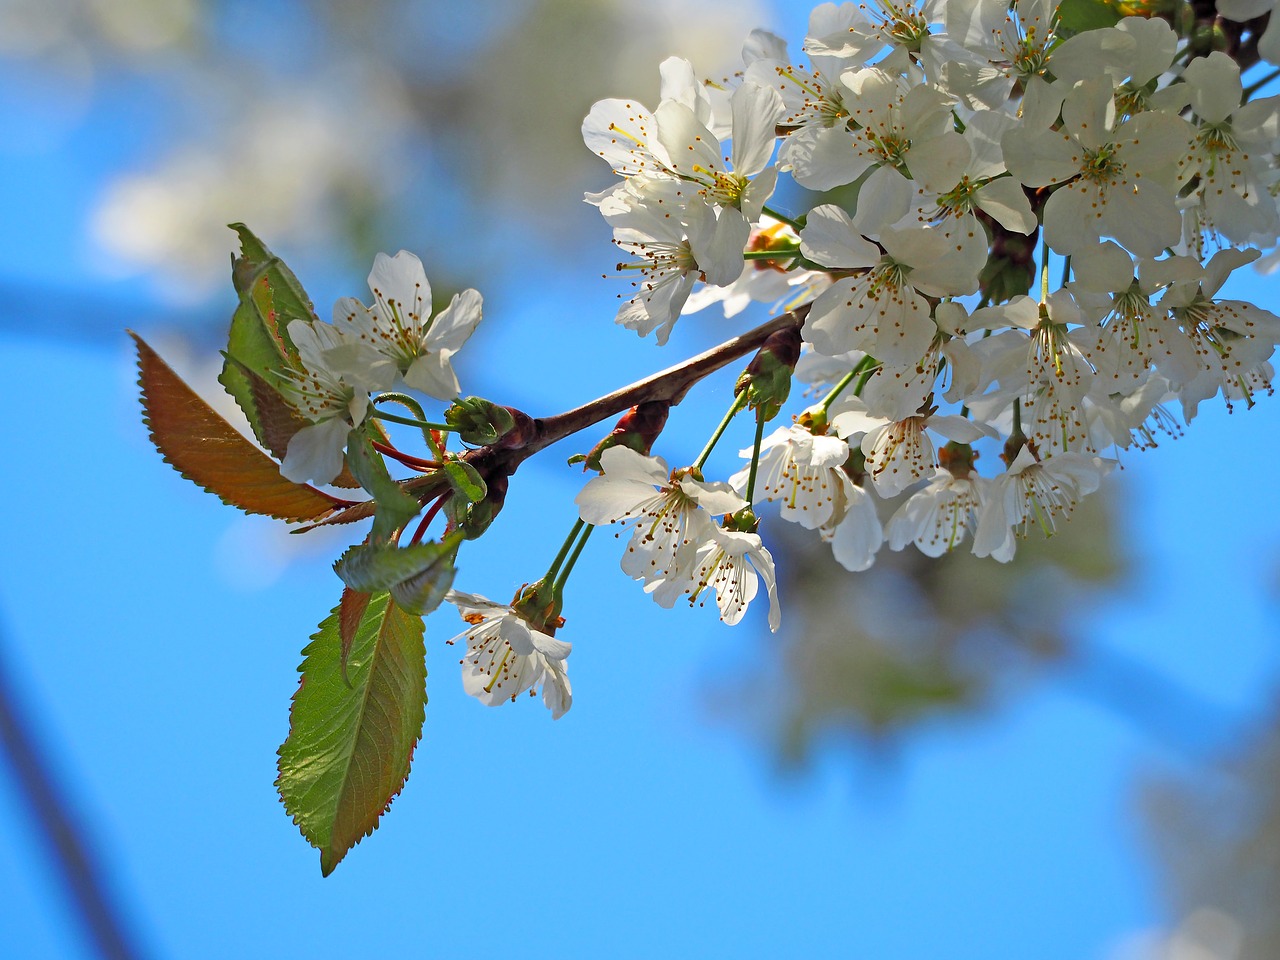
[801,208,977,366]
[1162,248,1280,417]
[605,193,722,344]
[1172,52,1280,247]
[575,446,746,588]
[334,250,482,400]
[731,424,852,530]
[673,525,782,631]
[446,591,572,720]
[1003,76,1192,257]
[885,466,985,556]
[278,319,377,485]
[1068,242,1201,389]
[584,80,784,286]
[831,398,991,497]
[971,446,1113,562]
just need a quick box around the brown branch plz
[297,304,809,530]
[522,304,809,460]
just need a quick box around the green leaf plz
[334,538,456,594]
[442,460,487,503]
[1055,0,1121,34]
[345,426,422,541]
[277,592,427,876]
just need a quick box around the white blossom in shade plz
[1068,242,1201,390]
[1171,52,1280,247]
[575,446,746,588]
[967,292,1097,455]
[1003,76,1192,258]
[278,319,377,485]
[831,397,992,497]
[885,466,985,556]
[446,591,571,720]
[1161,248,1280,417]
[971,446,1114,563]
[1080,374,1184,453]
[607,194,721,344]
[822,481,885,572]
[333,250,482,400]
[676,525,782,631]
[729,424,852,530]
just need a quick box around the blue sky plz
[3,4,1280,958]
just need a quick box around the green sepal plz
[277,591,427,876]
[345,425,422,541]
[442,460,487,504]
[334,537,457,596]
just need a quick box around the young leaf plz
[132,332,353,522]
[334,539,456,595]
[219,224,317,447]
[229,222,317,329]
[278,592,427,877]
[338,586,371,688]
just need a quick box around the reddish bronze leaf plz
[132,331,356,522]
[338,586,371,688]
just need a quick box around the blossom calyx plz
[444,396,518,446]
[580,400,670,472]
[735,325,802,421]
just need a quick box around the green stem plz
[544,518,585,585]
[371,409,452,431]
[744,407,767,505]
[693,394,747,470]
[1012,397,1023,438]
[761,204,805,232]
[1060,254,1072,288]
[742,248,800,260]
[552,524,594,600]
[820,355,877,412]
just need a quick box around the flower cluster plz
[184,1,1280,725]
[572,1,1280,637]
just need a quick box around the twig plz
[0,615,150,960]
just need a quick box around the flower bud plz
[445,396,518,446]
[579,400,670,471]
[735,325,802,422]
